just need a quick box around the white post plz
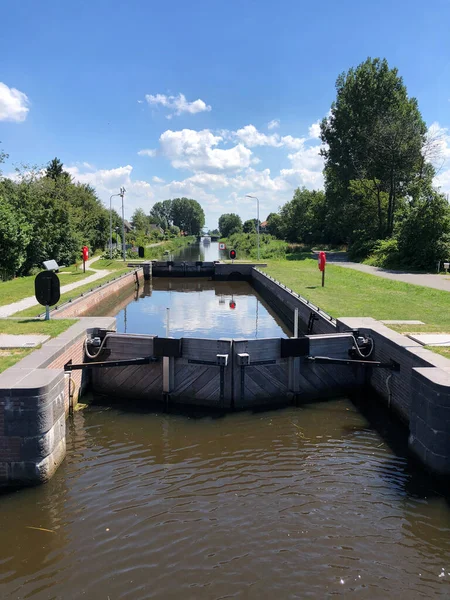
[294,308,298,338]
[166,307,170,337]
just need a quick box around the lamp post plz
[245,194,260,261]
[109,192,121,259]
[120,186,126,262]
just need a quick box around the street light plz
[120,186,126,262]
[109,192,121,259]
[245,194,260,261]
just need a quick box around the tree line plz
[0,154,206,277]
[220,58,450,270]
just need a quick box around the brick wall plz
[54,269,142,318]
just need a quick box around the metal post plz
[109,192,120,259]
[120,187,126,262]
[166,307,170,337]
[45,305,50,321]
[294,308,298,338]
[256,196,260,261]
[245,195,260,261]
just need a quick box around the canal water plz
[0,241,449,599]
[91,240,289,338]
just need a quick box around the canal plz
[0,241,449,599]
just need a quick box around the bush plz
[364,238,400,268]
[348,237,377,261]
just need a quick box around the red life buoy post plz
[82,246,89,273]
[318,251,326,287]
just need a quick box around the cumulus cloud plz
[0,82,30,122]
[145,93,211,118]
[152,175,165,183]
[268,119,280,130]
[66,164,155,217]
[308,120,321,139]
[158,128,252,172]
[233,124,304,149]
[138,148,157,157]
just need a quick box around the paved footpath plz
[336,262,450,292]
[313,252,450,293]
[0,256,111,318]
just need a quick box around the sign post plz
[318,251,326,287]
[35,271,61,320]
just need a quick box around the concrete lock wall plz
[337,317,450,477]
[251,268,337,335]
[0,317,115,487]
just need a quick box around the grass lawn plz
[90,259,133,270]
[0,269,92,307]
[13,269,131,318]
[262,257,450,331]
[425,346,450,358]
[0,318,76,373]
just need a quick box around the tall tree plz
[150,200,173,229]
[218,213,243,237]
[171,198,205,234]
[321,58,428,242]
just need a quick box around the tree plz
[243,219,257,233]
[395,188,450,270]
[265,213,283,238]
[218,213,243,237]
[278,188,327,244]
[171,198,205,234]
[0,194,31,277]
[131,208,149,232]
[321,57,428,242]
[150,200,173,230]
[45,157,69,181]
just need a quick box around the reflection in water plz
[1,399,449,599]
[92,279,290,339]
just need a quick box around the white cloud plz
[280,144,325,189]
[145,93,211,118]
[308,120,321,139]
[0,82,30,122]
[152,175,165,184]
[159,128,252,172]
[233,124,304,149]
[268,119,280,130]
[138,148,157,157]
[66,164,155,217]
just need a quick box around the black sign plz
[138,246,145,258]
[229,249,236,260]
[35,271,61,307]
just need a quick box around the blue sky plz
[1,0,449,227]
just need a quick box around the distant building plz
[260,220,268,232]
[123,219,134,233]
[148,223,164,235]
